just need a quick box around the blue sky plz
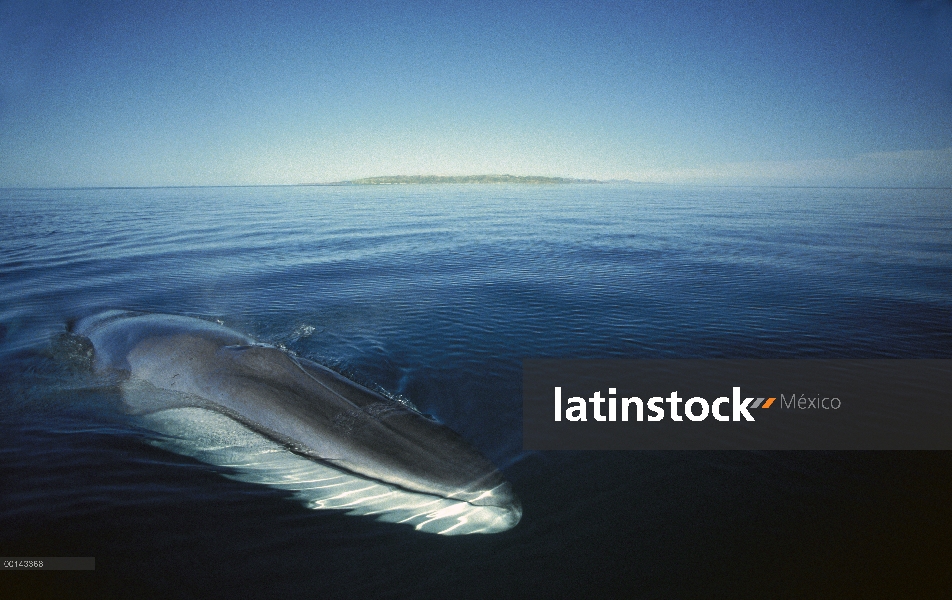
[1,0,951,187]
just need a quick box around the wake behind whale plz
[73,310,521,535]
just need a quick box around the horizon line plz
[3,182,952,192]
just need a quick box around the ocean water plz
[1,184,950,598]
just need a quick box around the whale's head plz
[76,311,522,534]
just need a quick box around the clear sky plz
[1,0,951,187]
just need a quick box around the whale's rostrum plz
[74,310,521,535]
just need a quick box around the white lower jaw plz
[138,402,519,535]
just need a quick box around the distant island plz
[326,175,602,185]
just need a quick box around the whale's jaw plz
[138,401,521,535]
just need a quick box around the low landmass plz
[326,175,602,185]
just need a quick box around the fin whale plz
[74,310,521,534]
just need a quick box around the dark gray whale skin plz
[74,311,520,522]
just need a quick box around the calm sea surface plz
[1,184,950,598]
